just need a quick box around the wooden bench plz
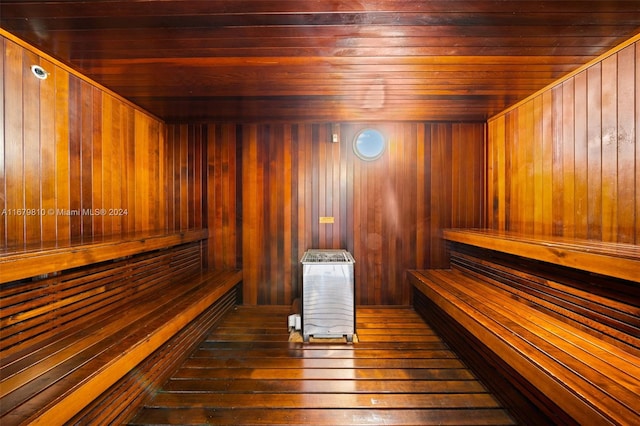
[0,231,242,425]
[408,229,640,425]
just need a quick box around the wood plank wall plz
[1,36,204,252]
[235,122,485,305]
[3,32,485,305]
[488,41,640,244]
[164,123,241,271]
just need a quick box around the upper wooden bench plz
[1,230,242,425]
[409,229,640,425]
[443,228,640,283]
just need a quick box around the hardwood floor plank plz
[181,357,466,369]
[198,341,450,350]
[191,347,459,360]
[356,326,438,334]
[161,378,489,394]
[356,334,443,342]
[147,392,503,409]
[171,366,477,380]
[130,407,515,425]
[129,306,516,425]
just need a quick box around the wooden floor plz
[129,306,516,425]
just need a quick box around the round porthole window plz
[353,128,386,161]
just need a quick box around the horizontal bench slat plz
[410,270,640,425]
[1,231,243,426]
[449,246,640,356]
[411,273,594,422]
[1,242,203,357]
[1,274,201,396]
[26,270,241,426]
[455,250,640,321]
[443,229,640,283]
[0,230,208,283]
[0,269,241,426]
[73,288,239,425]
[421,270,640,393]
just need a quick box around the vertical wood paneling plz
[205,124,240,270]
[617,45,636,244]
[165,125,175,231]
[587,64,603,240]
[54,62,71,243]
[503,113,513,231]
[574,71,588,239]
[551,86,564,236]
[189,124,199,232]
[532,95,544,236]
[241,125,260,304]
[283,124,293,303]
[170,125,181,231]
[541,91,554,237]
[2,35,203,253]
[0,37,7,246]
[600,52,623,242]
[68,76,82,240]
[126,107,137,233]
[5,40,24,248]
[3,35,488,306]
[40,58,56,243]
[179,126,189,230]
[23,49,41,245]
[562,79,576,238]
[101,94,113,236]
[0,37,4,248]
[238,122,484,306]
[487,116,506,231]
[636,43,640,245]
[415,123,427,268]
[518,101,535,235]
[488,41,639,244]
[134,110,149,231]
[80,81,93,238]
[430,124,454,269]
[158,118,167,232]
[91,87,103,238]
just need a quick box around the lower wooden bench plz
[409,252,640,425]
[1,238,242,426]
[74,269,243,425]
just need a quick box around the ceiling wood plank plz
[2,0,639,122]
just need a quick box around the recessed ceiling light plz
[31,65,48,80]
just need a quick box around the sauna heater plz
[300,249,355,342]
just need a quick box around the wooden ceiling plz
[2,1,640,123]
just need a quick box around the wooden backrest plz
[448,242,640,356]
[1,241,203,358]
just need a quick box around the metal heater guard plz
[301,249,355,342]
